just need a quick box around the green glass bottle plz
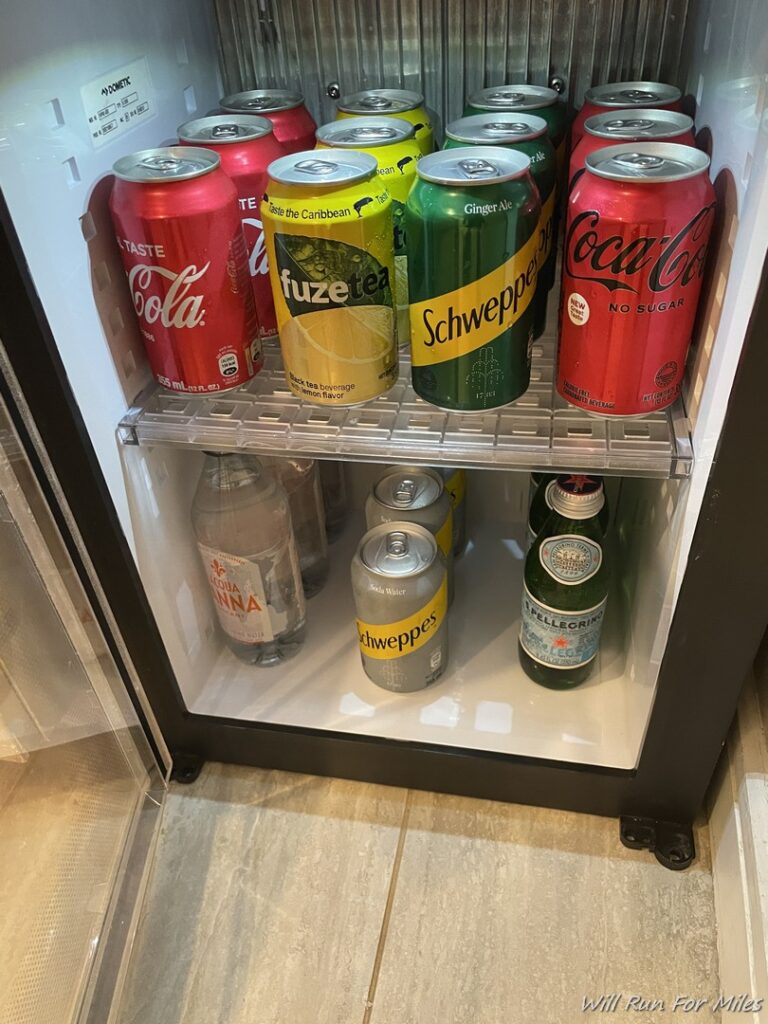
[519,475,609,689]
[527,473,610,548]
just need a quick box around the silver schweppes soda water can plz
[352,523,448,692]
[365,465,454,603]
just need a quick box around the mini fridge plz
[1,0,767,1019]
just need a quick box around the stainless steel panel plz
[214,0,691,126]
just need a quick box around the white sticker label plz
[567,292,590,325]
[81,57,156,149]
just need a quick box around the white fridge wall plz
[0,0,221,549]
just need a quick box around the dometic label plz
[198,543,297,644]
[520,585,607,669]
[540,534,602,585]
[81,57,156,149]
[410,227,539,366]
[357,577,447,660]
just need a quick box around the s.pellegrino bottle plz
[527,472,609,549]
[519,474,609,688]
[192,452,306,666]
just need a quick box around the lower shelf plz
[191,515,652,771]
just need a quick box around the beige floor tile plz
[369,792,719,1024]
[118,764,408,1024]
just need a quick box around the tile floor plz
[119,764,720,1024]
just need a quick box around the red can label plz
[238,196,276,337]
[113,214,261,393]
[557,193,715,415]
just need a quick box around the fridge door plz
[0,371,166,1024]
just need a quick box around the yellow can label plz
[435,511,453,557]
[357,577,447,659]
[262,179,398,405]
[443,469,466,509]
[409,229,539,367]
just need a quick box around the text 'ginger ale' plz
[406,147,540,410]
[261,151,398,406]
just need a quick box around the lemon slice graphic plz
[284,305,395,365]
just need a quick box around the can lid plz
[585,141,710,182]
[446,112,548,144]
[467,84,559,111]
[360,523,437,577]
[113,146,219,182]
[267,150,377,186]
[374,466,443,511]
[337,88,425,115]
[585,81,682,108]
[549,475,605,519]
[584,108,693,140]
[417,146,531,185]
[316,115,416,148]
[178,114,274,143]
[220,89,305,113]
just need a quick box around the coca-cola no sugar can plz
[557,142,715,417]
[571,81,683,149]
[219,90,317,153]
[178,115,285,339]
[110,147,261,393]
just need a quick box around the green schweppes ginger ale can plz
[261,151,398,406]
[406,147,540,410]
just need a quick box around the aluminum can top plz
[584,109,693,140]
[316,116,415,147]
[359,523,438,577]
[178,114,274,144]
[467,85,559,112]
[584,81,682,108]
[373,467,443,512]
[417,146,531,185]
[267,150,377,186]
[113,146,219,182]
[445,112,548,144]
[337,89,425,115]
[550,476,605,520]
[220,89,305,114]
[585,141,710,182]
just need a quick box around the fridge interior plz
[1,0,767,772]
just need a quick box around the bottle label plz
[539,533,602,585]
[198,541,300,644]
[519,585,607,669]
[357,577,447,660]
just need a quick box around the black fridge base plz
[620,816,696,871]
[170,753,206,785]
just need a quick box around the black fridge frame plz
[1,188,766,825]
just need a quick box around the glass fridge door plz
[0,387,165,1024]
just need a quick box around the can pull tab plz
[491,91,526,104]
[615,153,666,170]
[458,158,499,178]
[350,126,398,142]
[211,123,241,138]
[618,89,659,103]
[486,121,530,134]
[360,96,393,110]
[604,119,654,132]
[393,479,417,506]
[294,159,338,175]
[244,98,272,109]
[386,531,409,556]
[140,156,182,173]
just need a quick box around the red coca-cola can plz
[569,109,696,190]
[571,82,683,149]
[219,90,317,154]
[557,142,715,416]
[110,147,261,393]
[178,115,285,339]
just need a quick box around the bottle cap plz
[550,475,605,519]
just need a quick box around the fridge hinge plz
[170,752,205,785]
[619,816,695,871]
